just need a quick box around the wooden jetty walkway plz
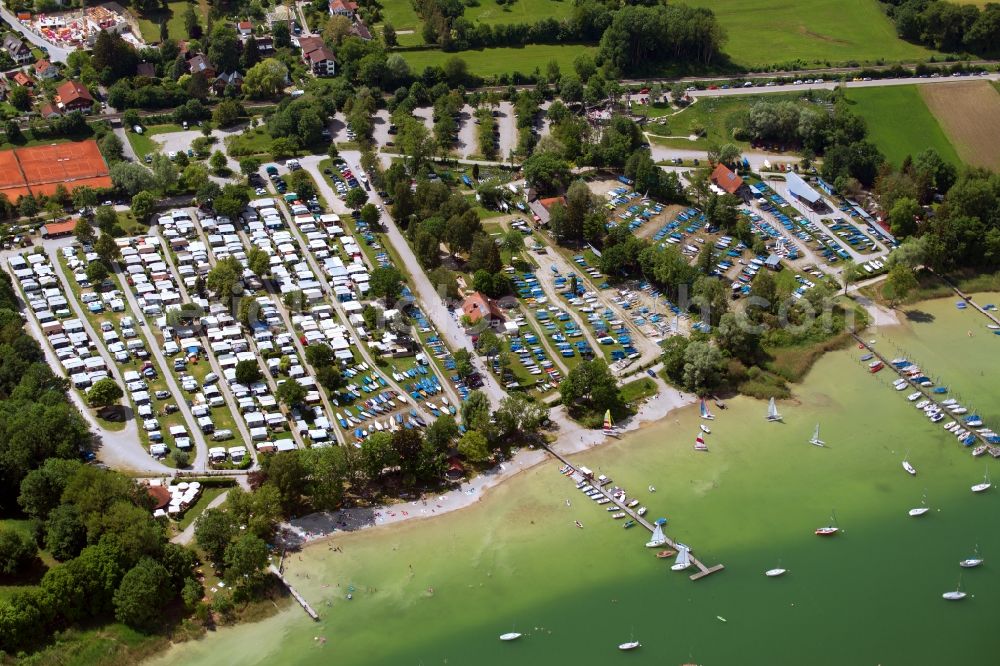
[544,446,724,581]
[853,333,996,450]
[269,564,320,621]
[932,271,1000,328]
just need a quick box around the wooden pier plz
[544,446,724,581]
[269,564,320,621]
[853,333,995,449]
[932,271,1000,328]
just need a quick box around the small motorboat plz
[815,526,839,536]
[909,507,930,517]
[765,568,787,577]
[623,520,636,529]
[627,499,640,508]
[907,392,921,401]
[611,512,626,519]
[656,549,677,559]
[500,632,522,641]
[648,485,656,493]
[860,353,874,362]
[574,520,583,529]
[700,424,711,434]
[972,445,988,457]
[637,507,647,516]
[618,641,641,651]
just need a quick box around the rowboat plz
[694,434,708,451]
[623,520,636,529]
[656,549,677,559]
[611,512,626,519]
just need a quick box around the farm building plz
[786,172,827,211]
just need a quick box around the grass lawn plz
[620,376,658,404]
[135,0,207,43]
[127,130,158,159]
[844,85,960,167]
[464,0,573,25]
[379,0,422,30]
[147,123,187,136]
[174,486,228,531]
[684,0,935,67]
[402,44,598,78]
[225,126,275,159]
[647,92,815,150]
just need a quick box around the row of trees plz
[888,0,1000,56]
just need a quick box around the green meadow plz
[402,44,599,78]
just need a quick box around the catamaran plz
[809,423,825,447]
[603,410,620,436]
[671,545,692,571]
[694,434,708,451]
[645,523,667,548]
[700,399,715,421]
[766,397,782,422]
[972,468,991,493]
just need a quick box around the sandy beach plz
[281,374,695,546]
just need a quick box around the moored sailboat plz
[694,434,708,451]
[671,545,692,571]
[645,523,667,548]
[972,468,992,493]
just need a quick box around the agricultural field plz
[844,85,960,167]
[684,0,934,67]
[920,81,1000,171]
[402,44,598,78]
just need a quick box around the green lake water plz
[151,296,1000,665]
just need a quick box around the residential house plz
[237,20,253,37]
[38,102,61,119]
[187,54,216,79]
[298,36,336,77]
[11,71,33,88]
[256,36,275,55]
[54,80,94,112]
[329,0,357,16]
[528,195,564,227]
[3,35,32,65]
[462,292,504,328]
[213,71,244,95]
[34,59,60,80]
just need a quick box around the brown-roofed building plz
[462,292,504,327]
[299,36,336,76]
[710,162,748,198]
[38,102,61,119]
[528,195,565,227]
[136,61,156,78]
[55,80,94,112]
[40,219,77,238]
[12,71,33,87]
[187,54,216,78]
[350,18,372,41]
[147,484,171,511]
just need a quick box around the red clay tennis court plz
[0,139,112,201]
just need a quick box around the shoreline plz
[280,378,696,547]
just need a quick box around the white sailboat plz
[942,577,967,601]
[500,632,522,641]
[960,545,984,568]
[645,523,667,548]
[809,423,825,447]
[902,452,916,476]
[618,629,641,651]
[671,545,692,571]
[694,434,708,451]
[700,424,711,434]
[765,568,787,577]
[766,397,782,422]
[972,466,991,493]
[909,491,930,517]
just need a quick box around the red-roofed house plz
[462,292,504,328]
[34,59,59,80]
[710,162,748,198]
[11,71,33,87]
[237,20,253,36]
[329,0,357,16]
[55,80,93,112]
[528,195,564,227]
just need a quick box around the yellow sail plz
[603,409,613,430]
